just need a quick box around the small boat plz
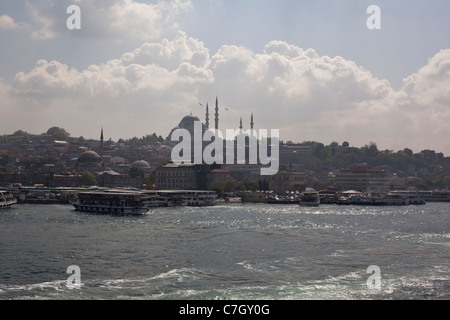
[267,194,298,204]
[299,191,320,207]
[406,195,426,205]
[73,190,150,215]
[336,196,352,205]
[0,190,17,208]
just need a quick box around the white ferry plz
[73,190,149,215]
[298,191,320,207]
[0,190,17,208]
[387,191,425,205]
[351,193,409,206]
[149,190,218,207]
[183,191,218,207]
[418,190,450,202]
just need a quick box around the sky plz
[1,0,450,155]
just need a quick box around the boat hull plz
[0,199,17,208]
[298,201,320,207]
[73,203,148,215]
[0,191,17,209]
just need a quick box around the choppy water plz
[0,203,449,300]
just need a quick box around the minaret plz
[100,127,104,167]
[205,103,209,129]
[215,96,219,130]
[239,117,243,132]
[250,113,254,130]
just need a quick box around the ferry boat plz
[73,190,149,215]
[418,190,450,202]
[298,191,320,207]
[386,191,426,205]
[183,191,218,207]
[351,193,409,206]
[383,194,409,206]
[142,192,170,208]
[0,190,17,208]
[142,190,218,207]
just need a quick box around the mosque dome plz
[178,115,201,130]
[167,114,205,140]
[78,151,101,163]
[131,160,151,169]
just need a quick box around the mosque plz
[168,96,255,139]
[75,96,256,188]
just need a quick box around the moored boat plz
[351,193,409,206]
[336,196,352,205]
[299,191,320,207]
[73,190,149,215]
[183,191,218,207]
[0,190,17,208]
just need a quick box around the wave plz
[2,265,448,300]
[0,280,66,293]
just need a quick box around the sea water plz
[0,203,449,300]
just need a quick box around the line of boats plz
[3,187,450,214]
[269,190,430,207]
[1,188,218,215]
[72,189,218,215]
[336,193,425,206]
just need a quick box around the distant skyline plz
[1,1,450,155]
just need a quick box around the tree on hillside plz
[129,166,144,178]
[12,130,29,138]
[80,171,97,186]
[47,127,70,141]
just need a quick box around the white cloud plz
[79,0,192,41]
[0,0,191,41]
[13,31,212,94]
[121,31,210,70]
[0,14,26,30]
[4,32,450,154]
[398,49,450,146]
[9,32,213,138]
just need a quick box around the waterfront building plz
[386,174,406,190]
[48,174,81,188]
[206,168,231,190]
[155,162,206,190]
[335,163,388,192]
[97,170,145,188]
[279,143,315,171]
[268,166,306,194]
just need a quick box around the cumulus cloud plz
[13,32,213,97]
[0,15,25,30]
[9,32,213,138]
[21,0,192,41]
[4,32,450,154]
[398,50,450,145]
